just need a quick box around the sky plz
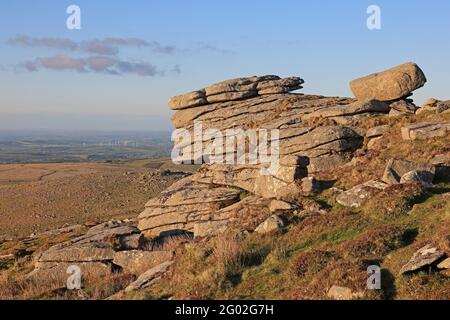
[0,1,449,130]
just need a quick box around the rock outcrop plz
[137,63,448,239]
[140,75,393,238]
[27,220,175,283]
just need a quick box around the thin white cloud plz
[21,54,173,77]
[7,35,77,50]
[8,35,177,56]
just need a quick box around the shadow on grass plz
[408,186,450,207]
[380,268,397,300]
[402,228,418,246]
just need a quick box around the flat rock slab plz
[437,258,450,270]
[30,220,145,279]
[366,125,390,138]
[400,244,446,274]
[336,180,388,208]
[125,261,174,292]
[401,121,450,141]
[38,243,115,263]
[350,62,426,101]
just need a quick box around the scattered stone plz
[400,170,434,188]
[327,285,363,300]
[0,254,14,260]
[430,153,450,180]
[382,159,435,185]
[366,125,390,138]
[268,200,296,213]
[38,243,114,263]
[401,121,450,141]
[430,153,450,166]
[336,180,388,208]
[367,136,383,150]
[437,258,450,270]
[124,261,174,292]
[301,176,320,194]
[400,244,446,274]
[416,98,439,115]
[29,224,84,239]
[254,215,285,234]
[436,100,450,113]
[388,100,418,116]
[350,62,427,102]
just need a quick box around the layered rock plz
[28,221,144,280]
[138,175,242,237]
[168,75,303,110]
[138,70,428,238]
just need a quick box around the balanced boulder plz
[350,62,426,102]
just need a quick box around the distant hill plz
[0,112,173,132]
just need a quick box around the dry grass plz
[290,249,340,278]
[338,225,409,259]
[212,233,245,274]
[0,266,135,300]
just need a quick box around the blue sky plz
[0,1,449,130]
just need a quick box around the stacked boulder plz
[168,75,304,110]
[350,62,426,116]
